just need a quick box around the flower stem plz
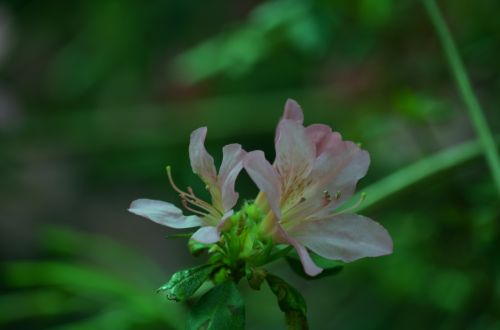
[422,0,500,196]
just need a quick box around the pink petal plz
[191,226,220,244]
[290,214,393,263]
[218,144,246,212]
[274,224,322,276]
[283,99,304,124]
[128,199,203,228]
[293,240,323,276]
[244,151,282,218]
[218,210,234,229]
[275,120,315,185]
[311,140,370,207]
[305,124,343,156]
[189,127,217,185]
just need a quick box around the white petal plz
[128,199,203,229]
[191,226,221,244]
[290,214,393,263]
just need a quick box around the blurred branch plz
[422,0,500,196]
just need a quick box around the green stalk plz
[357,138,483,211]
[422,0,500,195]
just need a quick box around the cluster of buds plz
[129,99,392,279]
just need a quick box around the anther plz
[334,190,341,200]
[323,190,332,202]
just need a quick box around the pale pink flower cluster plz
[129,99,393,276]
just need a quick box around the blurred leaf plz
[186,281,245,330]
[40,227,164,284]
[358,0,394,27]
[393,89,451,122]
[158,264,215,302]
[172,0,321,84]
[0,290,90,324]
[266,273,308,330]
[2,227,185,329]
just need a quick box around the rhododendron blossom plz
[128,99,393,330]
[244,99,393,276]
[129,99,392,280]
[129,127,246,244]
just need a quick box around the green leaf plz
[187,281,245,330]
[266,274,308,330]
[286,252,343,280]
[157,264,215,302]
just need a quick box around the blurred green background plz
[1,0,499,329]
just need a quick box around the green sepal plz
[187,281,245,330]
[157,264,215,302]
[212,267,230,285]
[188,239,210,257]
[266,273,308,330]
[286,251,343,280]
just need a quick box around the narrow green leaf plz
[286,251,343,280]
[266,274,308,330]
[422,0,500,196]
[158,264,214,302]
[166,233,194,239]
[187,281,245,330]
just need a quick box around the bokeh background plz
[1,0,499,329]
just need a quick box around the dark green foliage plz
[158,264,215,302]
[2,0,500,329]
[186,281,245,330]
[266,274,308,330]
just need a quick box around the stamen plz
[166,166,188,196]
[334,190,341,200]
[329,192,366,217]
[182,199,209,217]
[166,166,221,218]
[323,190,332,202]
[288,192,367,226]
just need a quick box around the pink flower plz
[129,127,246,244]
[244,99,393,276]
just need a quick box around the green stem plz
[422,0,500,196]
[356,138,486,211]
